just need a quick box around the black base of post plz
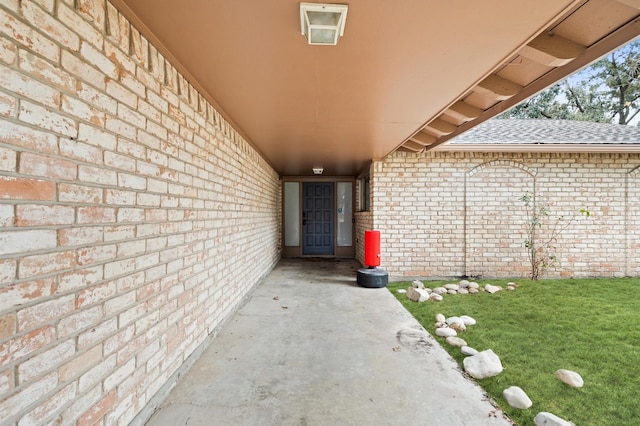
[357,268,389,288]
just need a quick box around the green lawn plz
[388,278,640,426]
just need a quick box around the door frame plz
[281,176,355,258]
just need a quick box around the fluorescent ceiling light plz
[300,3,348,46]
[312,167,324,175]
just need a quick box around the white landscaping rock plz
[458,288,469,294]
[534,412,574,426]
[406,286,430,302]
[449,322,466,332]
[458,280,470,288]
[445,317,465,331]
[432,287,447,295]
[446,317,466,331]
[435,327,457,338]
[435,313,446,323]
[445,336,467,347]
[445,316,463,326]
[468,287,479,294]
[397,289,407,294]
[463,349,503,379]
[412,279,425,289]
[461,346,479,356]
[468,281,480,289]
[484,284,502,294]
[447,289,457,295]
[555,369,584,388]
[459,315,476,326]
[444,283,459,291]
[430,293,443,302]
[503,386,533,409]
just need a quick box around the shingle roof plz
[449,119,640,145]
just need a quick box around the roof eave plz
[434,144,640,153]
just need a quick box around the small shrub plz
[520,193,590,280]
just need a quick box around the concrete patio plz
[143,259,511,426]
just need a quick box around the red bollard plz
[364,230,381,267]
[358,230,388,288]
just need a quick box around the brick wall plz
[372,151,640,279]
[0,1,281,424]
[466,160,535,278]
[628,166,640,275]
[354,165,372,266]
[354,212,372,266]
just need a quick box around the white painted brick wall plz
[0,1,281,424]
[371,151,640,279]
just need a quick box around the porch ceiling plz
[111,0,640,176]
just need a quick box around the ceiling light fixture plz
[300,2,348,46]
[312,167,324,175]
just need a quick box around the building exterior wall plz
[354,211,372,266]
[372,151,640,280]
[628,166,640,276]
[354,165,372,266]
[0,1,281,424]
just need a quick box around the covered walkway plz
[143,259,511,425]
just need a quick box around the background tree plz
[500,40,640,124]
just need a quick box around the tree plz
[591,41,640,124]
[500,41,640,124]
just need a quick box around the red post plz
[364,230,381,267]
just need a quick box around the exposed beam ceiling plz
[413,0,640,154]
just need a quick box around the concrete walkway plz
[145,259,511,426]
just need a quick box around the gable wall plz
[0,1,281,424]
[371,151,639,279]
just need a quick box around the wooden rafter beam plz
[446,101,483,122]
[474,74,522,100]
[409,131,437,146]
[401,140,425,152]
[520,33,586,67]
[425,118,457,137]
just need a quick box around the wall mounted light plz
[300,2,348,46]
[312,167,324,175]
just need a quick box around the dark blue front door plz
[302,182,334,255]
